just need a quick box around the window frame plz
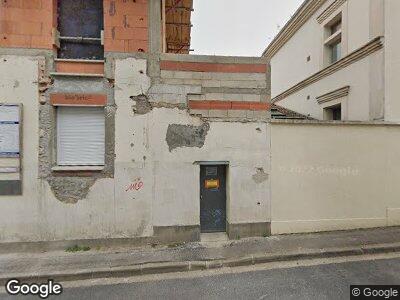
[330,39,342,63]
[57,0,105,60]
[56,106,106,167]
[323,103,342,121]
[321,4,348,68]
[324,13,343,65]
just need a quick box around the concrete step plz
[200,232,229,243]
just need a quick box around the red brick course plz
[55,61,104,75]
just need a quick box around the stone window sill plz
[52,166,104,172]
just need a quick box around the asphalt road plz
[2,256,400,300]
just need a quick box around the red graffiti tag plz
[125,178,144,192]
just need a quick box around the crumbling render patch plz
[152,102,186,110]
[130,94,186,114]
[48,177,97,204]
[39,73,115,203]
[166,123,210,152]
[131,94,152,114]
[252,168,268,184]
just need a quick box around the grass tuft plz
[65,245,91,253]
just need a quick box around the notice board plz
[0,104,22,195]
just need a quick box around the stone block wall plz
[0,1,272,247]
[154,53,271,120]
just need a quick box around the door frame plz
[197,161,229,233]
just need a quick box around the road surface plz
[1,254,400,299]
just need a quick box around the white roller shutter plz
[57,106,105,166]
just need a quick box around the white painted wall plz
[276,50,384,121]
[270,0,385,121]
[0,56,42,241]
[271,0,379,97]
[346,0,371,53]
[270,122,400,234]
[384,0,400,122]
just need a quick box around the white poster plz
[0,124,19,156]
[0,105,20,156]
[0,105,19,122]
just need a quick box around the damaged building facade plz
[0,0,271,245]
[2,0,400,246]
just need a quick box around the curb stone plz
[1,243,400,285]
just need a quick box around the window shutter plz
[57,107,105,166]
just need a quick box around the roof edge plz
[262,0,328,60]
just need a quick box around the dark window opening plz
[57,0,104,60]
[330,20,342,35]
[331,40,342,63]
[332,106,341,120]
[324,104,342,121]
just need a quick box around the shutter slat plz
[57,107,105,166]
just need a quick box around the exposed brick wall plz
[103,0,148,53]
[0,0,56,49]
[55,61,104,75]
[0,0,149,53]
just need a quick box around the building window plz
[57,0,104,60]
[330,19,342,35]
[331,40,342,63]
[57,107,105,166]
[324,104,342,121]
[324,14,342,64]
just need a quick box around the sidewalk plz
[1,227,400,284]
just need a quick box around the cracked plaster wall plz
[39,75,115,204]
[0,56,121,242]
[0,55,271,243]
[114,57,270,228]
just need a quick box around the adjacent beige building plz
[264,0,400,123]
[269,120,400,234]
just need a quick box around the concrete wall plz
[155,54,270,119]
[269,0,385,121]
[110,54,270,236]
[0,54,270,244]
[270,121,400,234]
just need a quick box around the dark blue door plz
[200,165,227,233]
